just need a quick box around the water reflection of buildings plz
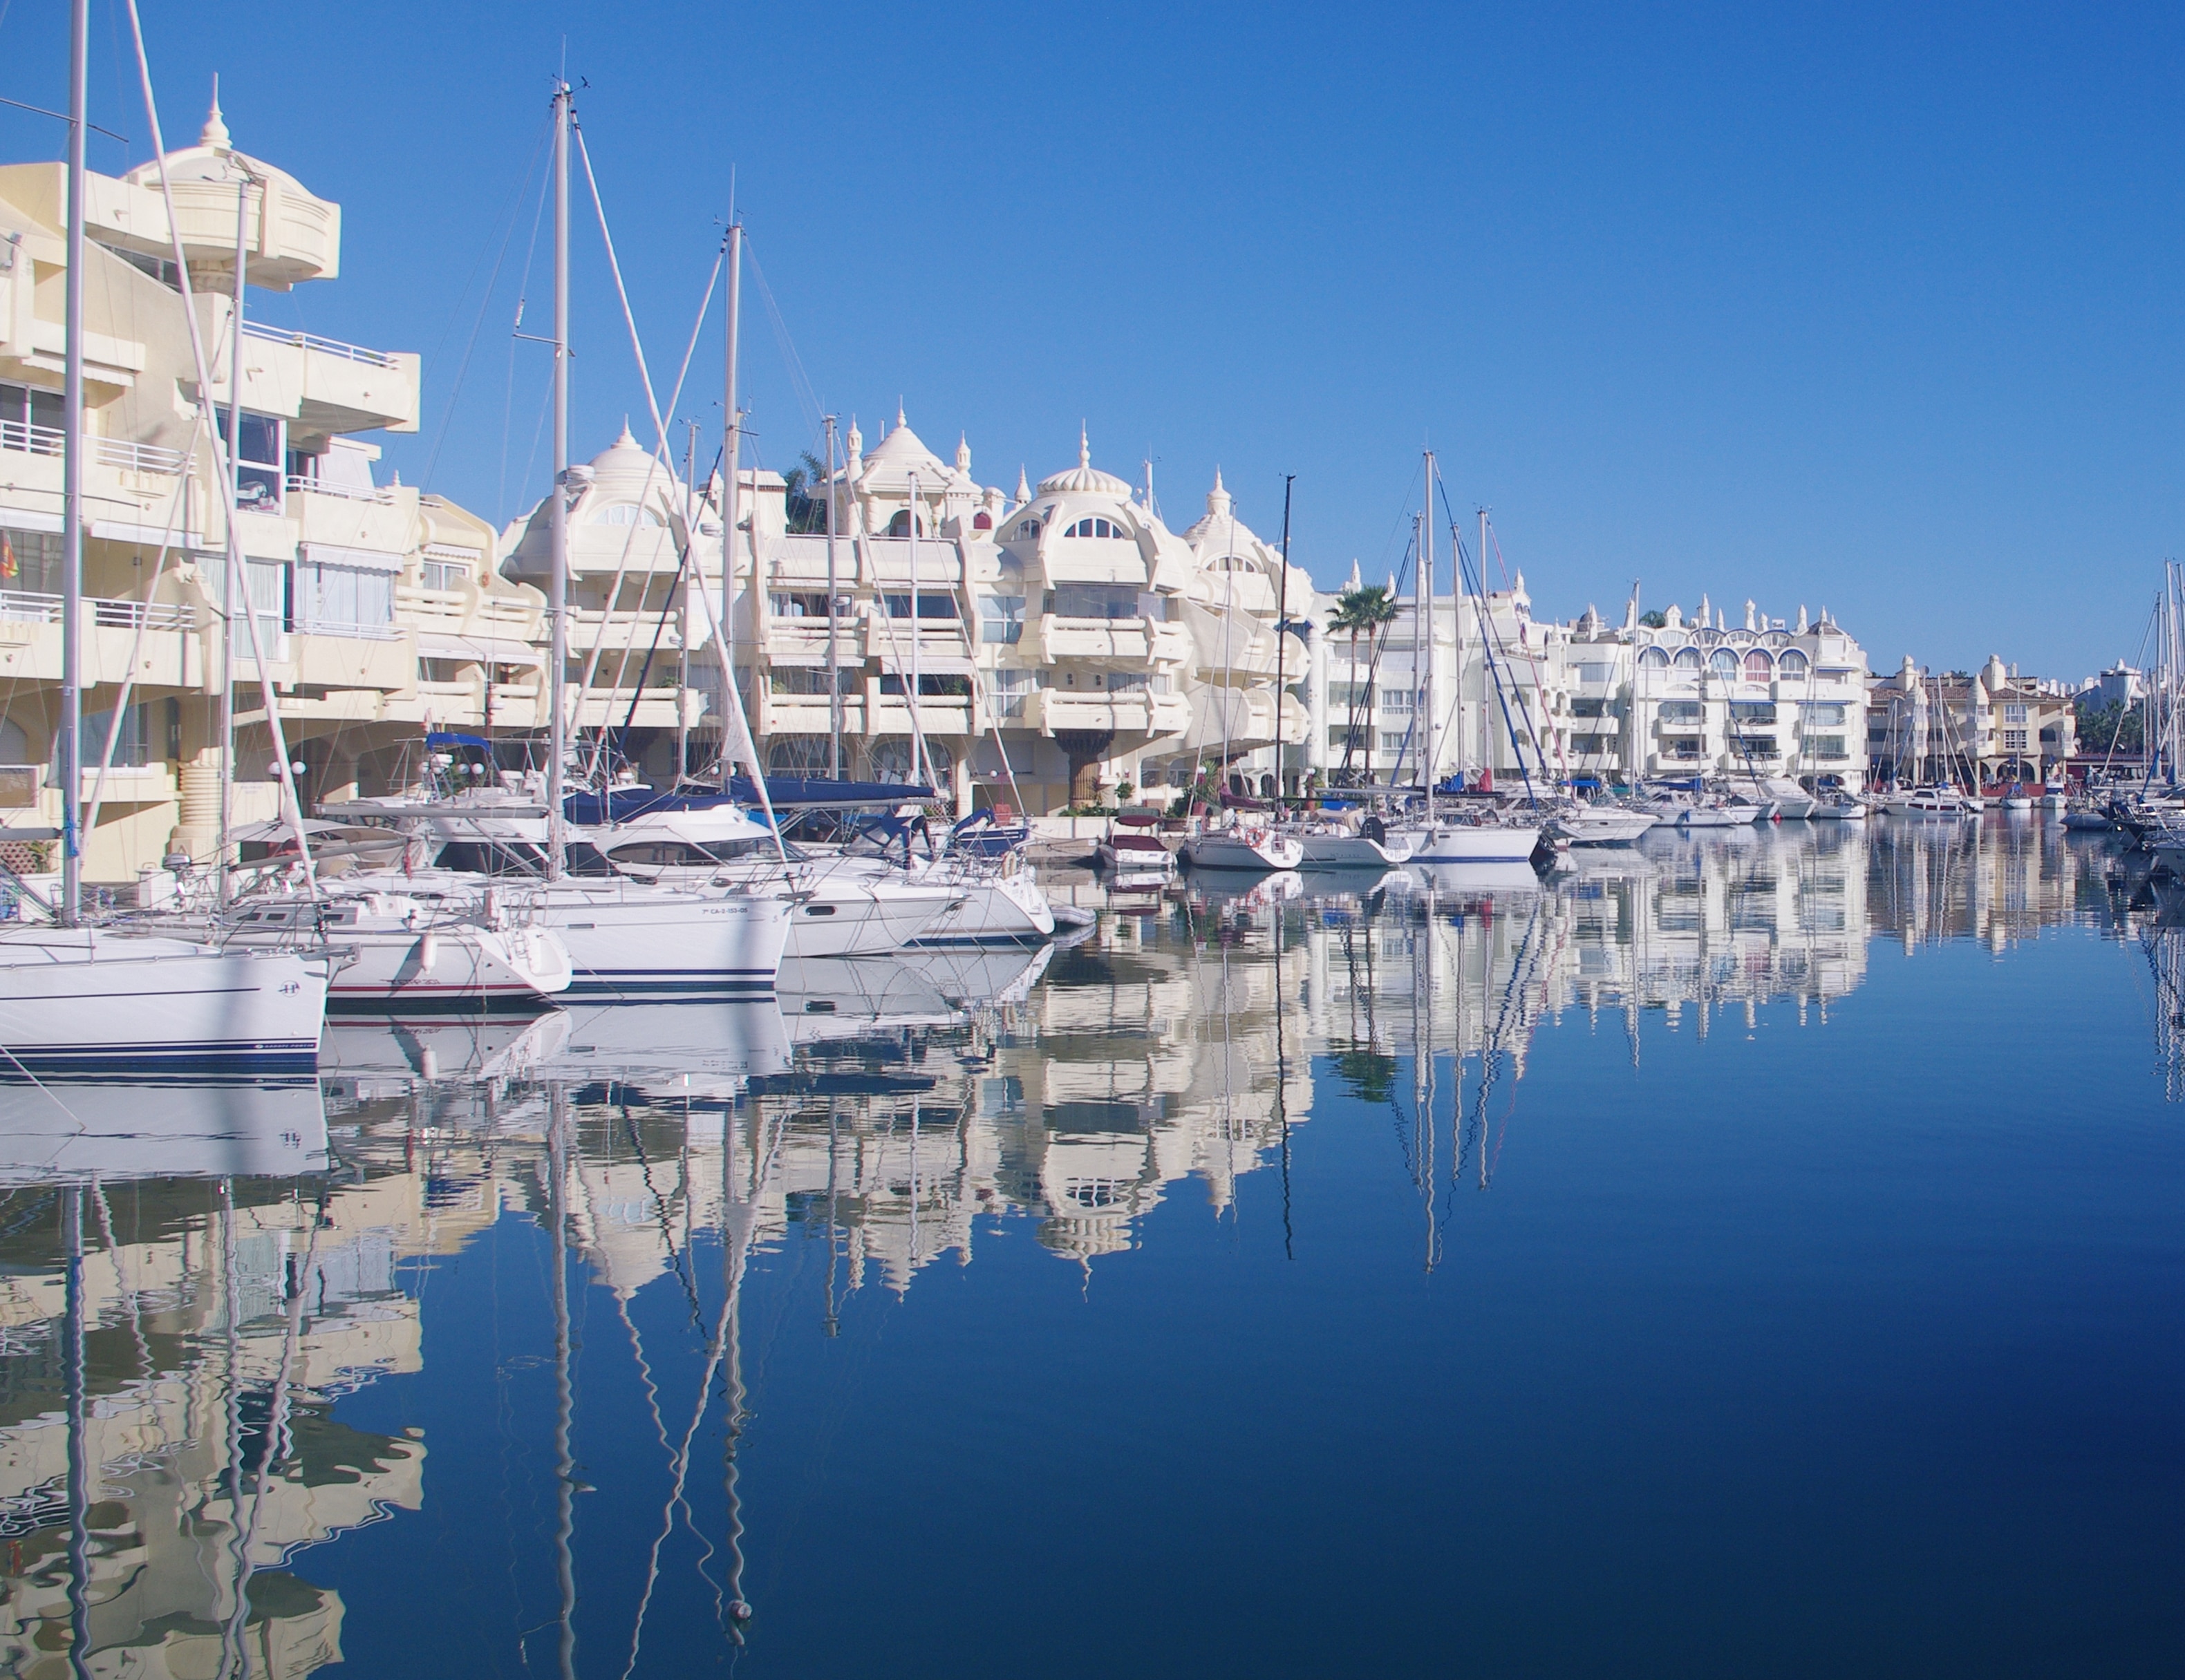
[0,818,2171,1672]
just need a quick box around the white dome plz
[1038,429,1134,499]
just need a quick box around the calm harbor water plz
[0,816,2179,1677]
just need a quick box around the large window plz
[2003,729,2029,751]
[1807,703,1846,726]
[1709,648,1741,677]
[881,592,958,620]
[294,558,393,636]
[1673,648,1703,670]
[979,594,1025,644]
[233,414,284,513]
[1047,585,1140,620]
[1062,517,1128,539]
[0,383,62,455]
[879,672,970,697]
[82,702,149,768]
[1638,646,1671,669]
[2003,704,2027,724]
[1658,700,1703,722]
[1810,736,1847,759]
[1777,649,1809,676]
[1729,701,1776,724]
[991,668,1039,720]
[768,667,854,695]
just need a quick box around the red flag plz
[0,533,15,582]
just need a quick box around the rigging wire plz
[421,115,552,491]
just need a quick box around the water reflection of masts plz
[722,1105,778,1635]
[551,1088,578,1680]
[1414,883,1439,1274]
[64,1185,89,1680]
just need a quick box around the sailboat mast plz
[825,413,841,780]
[545,81,571,880]
[719,223,742,791]
[908,468,923,787]
[1275,474,1293,801]
[1420,449,1436,814]
[59,0,86,924]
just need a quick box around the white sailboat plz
[1392,457,1541,867]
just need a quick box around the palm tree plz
[1329,584,1400,782]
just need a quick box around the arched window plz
[884,510,926,538]
[1743,649,1773,680]
[599,503,661,528]
[1638,646,1671,669]
[870,739,952,784]
[1778,648,1809,677]
[1014,518,1042,540]
[1709,648,1741,677]
[1673,647,1703,670]
[1063,517,1127,539]
[972,511,993,530]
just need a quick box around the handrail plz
[240,319,401,368]
[286,473,393,504]
[0,590,196,629]
[3,418,189,475]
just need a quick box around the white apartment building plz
[723,418,1303,814]
[1306,585,1871,793]
[0,102,545,883]
[1866,653,2076,786]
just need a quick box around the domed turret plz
[1037,428,1134,499]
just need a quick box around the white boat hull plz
[1296,831,1416,867]
[782,877,958,957]
[1401,823,1542,863]
[1183,831,1305,871]
[223,912,573,1013]
[0,932,324,1077]
[388,876,794,999]
[1560,812,1658,846]
[909,866,1058,945]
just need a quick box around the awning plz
[418,632,543,667]
[91,518,203,547]
[0,507,62,535]
[301,540,404,575]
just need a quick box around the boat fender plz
[418,931,439,973]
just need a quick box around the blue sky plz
[1,1,2178,677]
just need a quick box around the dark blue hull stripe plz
[0,1041,320,1074]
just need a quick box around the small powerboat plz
[1096,813,1177,877]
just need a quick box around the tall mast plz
[1479,505,1489,786]
[546,80,570,880]
[58,0,86,924]
[908,468,923,787]
[1275,474,1294,801]
[218,146,254,910]
[718,221,742,791]
[825,414,841,780]
[1420,449,1436,814]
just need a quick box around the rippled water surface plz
[1,816,2179,1677]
